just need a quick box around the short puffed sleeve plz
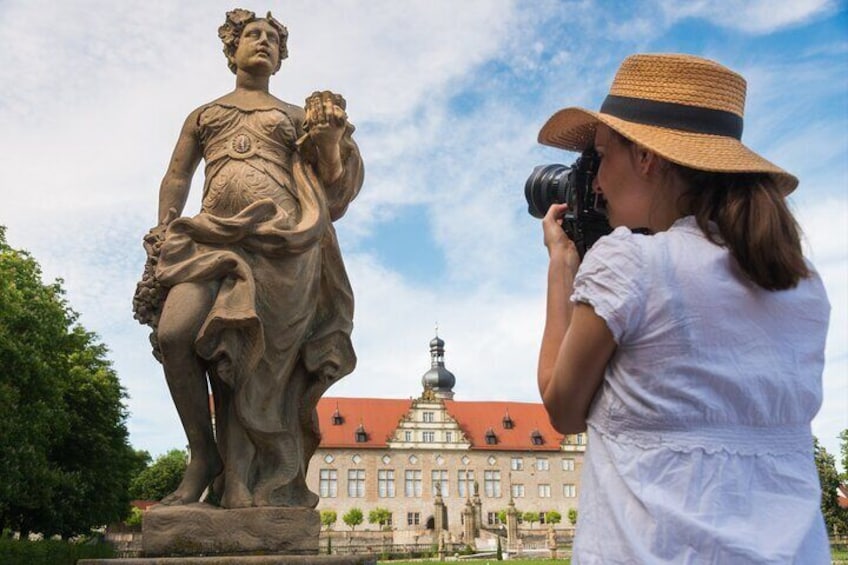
[571,228,646,344]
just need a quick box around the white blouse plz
[570,216,831,564]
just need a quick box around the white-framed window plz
[422,431,435,443]
[563,483,577,498]
[536,458,550,471]
[510,457,523,471]
[511,483,525,498]
[483,470,501,497]
[445,431,452,443]
[487,512,503,525]
[562,458,575,472]
[538,484,551,498]
[576,433,585,445]
[378,469,395,498]
[407,512,420,526]
[319,469,337,498]
[423,411,435,423]
[431,469,449,496]
[404,430,412,442]
[457,469,475,498]
[405,470,422,497]
[347,469,365,498]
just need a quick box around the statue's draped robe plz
[155,103,362,507]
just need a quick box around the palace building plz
[305,335,586,537]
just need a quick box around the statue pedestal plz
[79,556,375,564]
[142,503,319,557]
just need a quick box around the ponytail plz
[678,169,809,291]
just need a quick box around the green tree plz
[129,449,187,501]
[567,508,578,526]
[839,429,848,482]
[368,507,392,529]
[815,437,848,535]
[343,507,364,531]
[320,510,337,530]
[545,510,562,525]
[522,511,540,528]
[0,227,139,537]
[124,506,144,527]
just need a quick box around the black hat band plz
[600,94,744,139]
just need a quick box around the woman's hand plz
[542,203,581,274]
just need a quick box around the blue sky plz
[1,0,846,465]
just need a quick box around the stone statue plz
[133,8,363,510]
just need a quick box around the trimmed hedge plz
[0,538,114,564]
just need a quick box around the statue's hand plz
[149,207,178,242]
[304,90,347,154]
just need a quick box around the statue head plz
[218,9,289,75]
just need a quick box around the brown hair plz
[676,167,809,291]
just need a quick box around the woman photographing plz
[536,54,830,563]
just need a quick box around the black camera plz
[524,148,611,258]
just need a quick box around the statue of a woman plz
[133,8,363,509]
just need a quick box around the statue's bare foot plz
[159,456,223,506]
[220,480,253,508]
[290,488,319,509]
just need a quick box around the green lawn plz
[380,548,848,564]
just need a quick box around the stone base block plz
[141,503,320,557]
[79,556,376,565]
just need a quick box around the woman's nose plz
[592,176,602,194]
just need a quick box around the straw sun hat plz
[538,53,798,194]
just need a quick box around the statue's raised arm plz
[133,8,363,510]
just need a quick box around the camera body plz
[524,148,612,258]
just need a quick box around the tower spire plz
[421,329,455,399]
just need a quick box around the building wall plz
[306,445,584,535]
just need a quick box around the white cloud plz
[1,0,845,465]
[657,0,837,34]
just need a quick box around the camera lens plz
[524,164,570,218]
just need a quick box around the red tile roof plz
[317,397,412,448]
[131,500,158,511]
[444,400,564,452]
[316,397,564,451]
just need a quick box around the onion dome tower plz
[421,329,456,399]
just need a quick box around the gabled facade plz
[305,335,586,537]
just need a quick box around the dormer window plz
[332,408,344,426]
[355,424,367,443]
[485,428,498,445]
[502,412,514,429]
[530,429,544,446]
